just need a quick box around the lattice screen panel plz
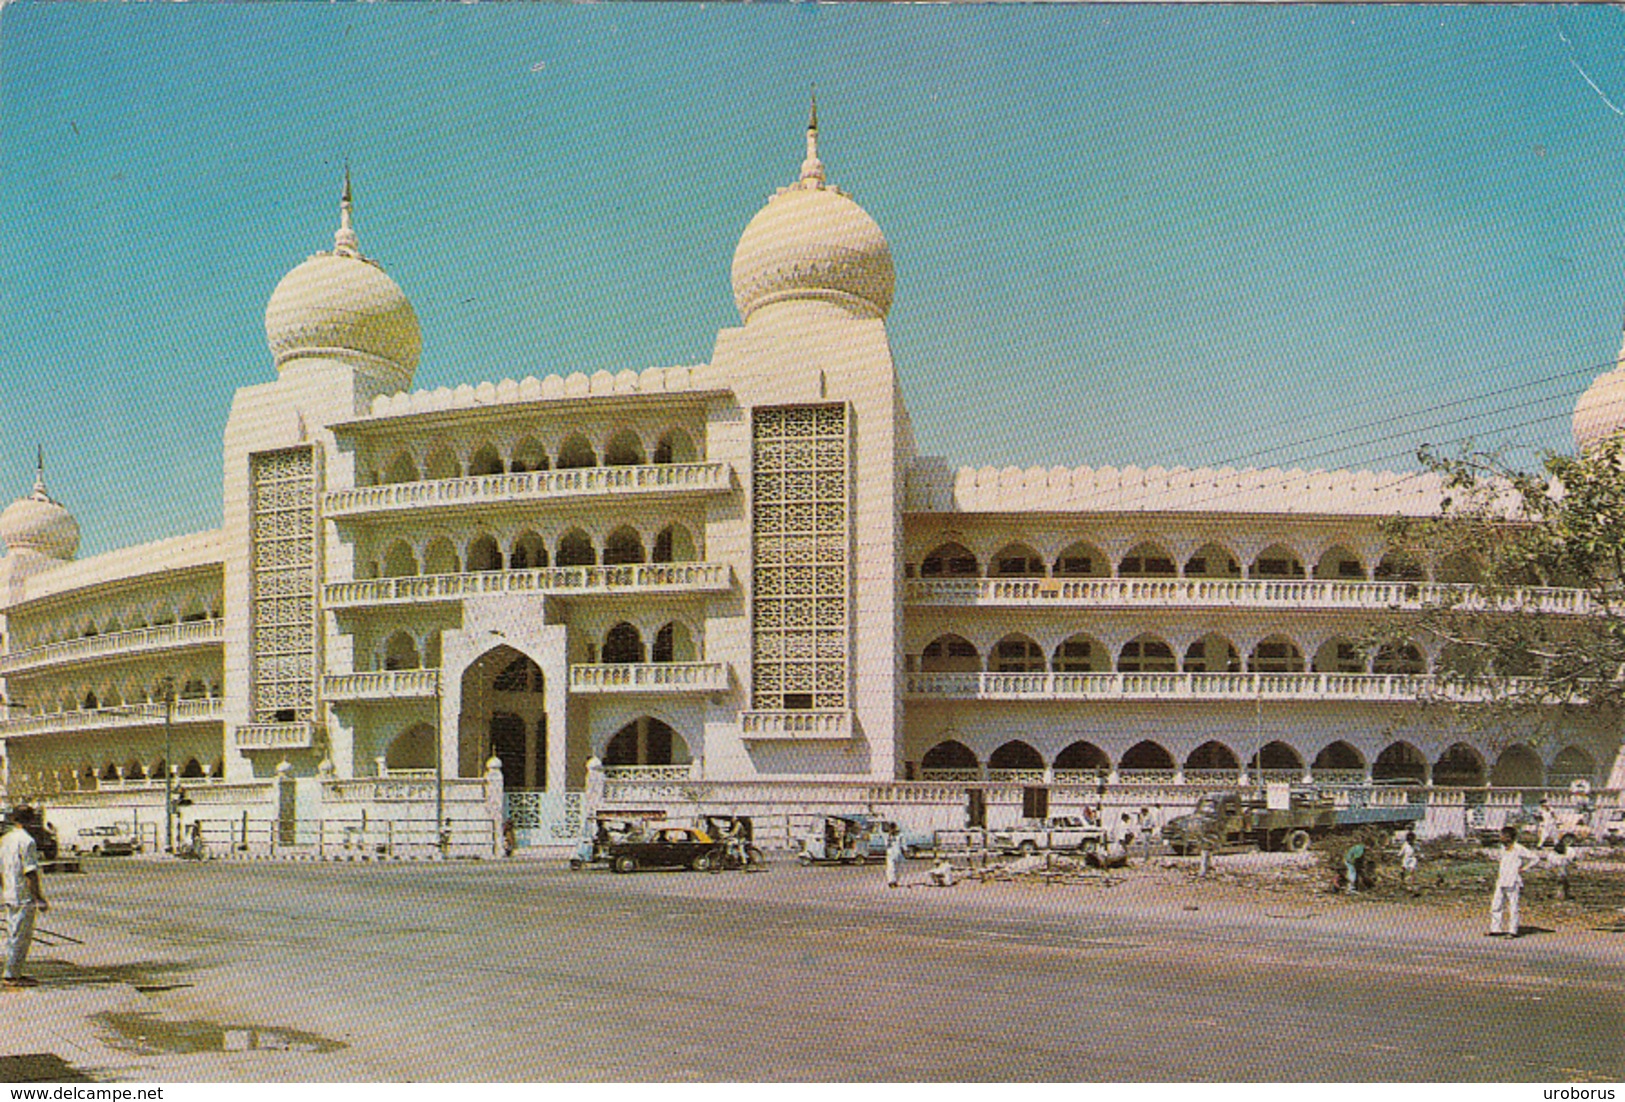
[751,404,851,710]
[249,447,319,723]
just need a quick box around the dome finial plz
[334,163,360,258]
[32,445,45,499]
[800,88,825,187]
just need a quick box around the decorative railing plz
[1116,769,1178,785]
[904,577,1593,615]
[234,722,322,750]
[323,670,440,701]
[1051,769,1107,786]
[1312,769,1367,786]
[569,663,730,693]
[919,768,982,782]
[0,619,223,675]
[985,768,1046,784]
[324,562,732,608]
[324,463,732,516]
[739,709,852,740]
[1183,769,1242,786]
[0,698,222,737]
[904,671,1486,703]
[602,764,699,781]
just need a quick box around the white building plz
[2,110,1619,849]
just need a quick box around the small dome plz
[0,461,78,562]
[264,174,420,387]
[1573,355,1625,454]
[730,110,893,324]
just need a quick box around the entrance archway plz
[603,717,691,766]
[459,646,547,789]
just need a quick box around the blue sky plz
[5,4,1625,557]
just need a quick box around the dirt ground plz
[960,841,1625,933]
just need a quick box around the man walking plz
[1536,799,1558,849]
[2,806,52,988]
[884,829,903,889]
[1489,825,1542,938]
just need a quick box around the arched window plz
[1248,635,1304,673]
[382,541,419,578]
[467,534,503,572]
[1119,741,1175,771]
[1119,542,1176,578]
[988,740,1043,771]
[556,529,595,567]
[1550,745,1597,785]
[383,451,419,484]
[919,634,980,673]
[1053,540,1108,578]
[82,691,98,710]
[1054,741,1110,771]
[425,447,461,481]
[1183,633,1240,673]
[1250,544,1305,579]
[1434,743,1486,787]
[603,431,645,467]
[386,724,436,770]
[384,632,421,671]
[510,531,548,571]
[1256,740,1304,773]
[652,621,695,663]
[468,444,505,477]
[1372,742,1427,784]
[919,542,979,578]
[556,435,596,470]
[602,622,644,665]
[511,437,549,473]
[423,538,460,576]
[653,428,696,465]
[1312,637,1366,674]
[1119,634,1176,673]
[603,717,690,766]
[602,526,645,566]
[1491,744,1543,787]
[1314,545,1366,580]
[1374,551,1424,581]
[181,758,206,779]
[921,740,979,771]
[990,543,1044,577]
[1053,632,1108,673]
[1185,543,1241,579]
[492,654,542,693]
[180,678,207,700]
[100,762,120,782]
[1312,741,1364,772]
[1185,741,1239,771]
[991,633,1045,673]
[652,524,696,564]
[1373,642,1425,675]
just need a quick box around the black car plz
[606,826,718,873]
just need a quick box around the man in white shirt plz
[2,806,52,987]
[1489,825,1541,939]
[1536,799,1558,848]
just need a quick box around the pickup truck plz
[991,816,1105,856]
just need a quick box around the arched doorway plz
[459,646,547,789]
[603,717,691,767]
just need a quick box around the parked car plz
[606,826,717,873]
[571,812,667,870]
[861,819,936,860]
[76,824,136,857]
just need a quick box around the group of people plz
[1,805,51,989]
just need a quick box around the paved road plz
[10,856,1625,1081]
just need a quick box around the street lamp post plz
[161,677,175,855]
[433,665,445,855]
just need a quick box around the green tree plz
[1382,436,1625,747]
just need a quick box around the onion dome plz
[1573,332,1625,453]
[0,449,79,562]
[730,98,895,324]
[265,170,421,388]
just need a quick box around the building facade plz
[2,112,1620,847]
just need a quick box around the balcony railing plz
[0,698,222,738]
[569,663,730,694]
[904,576,1593,615]
[740,709,852,740]
[324,562,732,608]
[323,670,440,702]
[324,462,732,516]
[602,764,700,781]
[0,619,223,675]
[234,722,322,750]
[904,671,1483,702]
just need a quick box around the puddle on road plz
[92,1012,346,1056]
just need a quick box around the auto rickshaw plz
[797,814,873,865]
